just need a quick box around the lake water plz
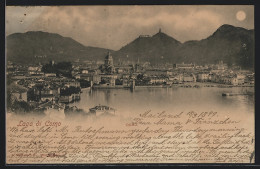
[69,87,254,118]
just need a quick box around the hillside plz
[6,25,255,69]
[6,31,113,64]
[113,30,181,63]
[175,24,254,69]
[113,24,254,69]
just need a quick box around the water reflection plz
[70,87,254,117]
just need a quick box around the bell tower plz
[104,51,115,74]
[105,51,113,67]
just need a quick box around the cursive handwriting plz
[6,111,254,164]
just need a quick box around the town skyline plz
[6,5,254,50]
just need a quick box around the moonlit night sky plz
[6,5,254,50]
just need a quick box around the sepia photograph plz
[5,5,255,164]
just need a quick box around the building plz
[139,35,151,38]
[210,73,245,85]
[59,93,80,103]
[236,74,245,84]
[100,74,117,86]
[81,69,89,74]
[59,95,73,103]
[183,74,196,82]
[197,73,209,82]
[211,61,228,73]
[28,66,42,75]
[115,65,133,74]
[75,74,92,81]
[64,81,80,88]
[74,73,101,84]
[149,77,167,84]
[41,94,55,102]
[99,51,116,74]
[12,92,27,102]
[45,73,56,77]
[145,69,169,76]
[92,75,101,84]
[174,63,195,69]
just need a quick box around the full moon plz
[236,11,246,21]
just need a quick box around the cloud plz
[6,6,46,35]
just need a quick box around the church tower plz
[105,51,113,67]
[103,51,115,74]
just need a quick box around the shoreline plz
[172,82,254,88]
[91,82,254,89]
[92,85,129,89]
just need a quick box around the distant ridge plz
[174,24,254,69]
[113,29,181,64]
[113,25,254,69]
[6,31,113,64]
[7,25,254,69]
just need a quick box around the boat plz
[222,92,254,96]
[89,105,116,116]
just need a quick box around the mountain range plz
[6,24,254,69]
[6,31,113,64]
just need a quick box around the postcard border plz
[2,0,259,168]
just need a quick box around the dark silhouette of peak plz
[153,31,169,37]
[217,24,236,31]
[211,24,252,38]
[152,30,181,43]
[9,31,63,39]
[7,31,113,64]
[25,31,58,35]
[177,24,254,69]
[217,24,251,32]
[112,25,254,69]
[113,30,181,64]
[6,24,254,69]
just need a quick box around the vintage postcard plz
[5,5,255,164]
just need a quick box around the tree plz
[12,100,34,114]
[41,61,73,77]
[137,74,144,80]
[78,79,91,88]
[115,79,123,85]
